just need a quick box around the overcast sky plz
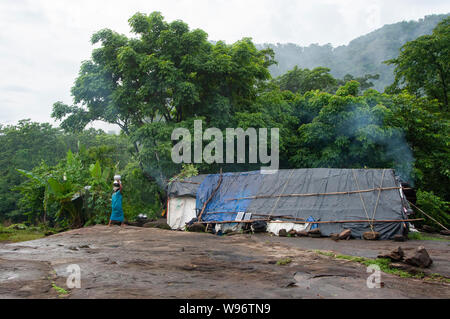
[1,0,449,132]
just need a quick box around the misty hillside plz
[259,14,449,91]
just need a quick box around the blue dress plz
[110,190,124,222]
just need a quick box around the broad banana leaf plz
[89,161,102,180]
[15,169,46,186]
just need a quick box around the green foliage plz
[388,93,449,202]
[131,119,186,185]
[314,250,424,279]
[290,83,414,180]
[408,231,450,241]
[320,251,449,282]
[52,11,275,187]
[15,146,123,228]
[2,120,160,227]
[274,66,379,95]
[0,121,131,223]
[0,224,46,243]
[168,164,199,184]
[7,223,28,230]
[415,190,450,230]
[276,257,292,266]
[14,164,49,224]
[386,17,450,110]
[16,151,83,227]
[51,283,69,296]
[0,120,67,221]
[337,74,381,91]
[120,161,162,221]
[275,66,337,94]
[360,258,421,278]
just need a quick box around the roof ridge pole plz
[224,186,402,201]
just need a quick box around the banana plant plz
[16,148,120,227]
[47,177,84,227]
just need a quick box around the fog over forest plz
[260,14,448,91]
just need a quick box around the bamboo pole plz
[166,180,201,185]
[177,181,201,185]
[203,211,306,221]
[225,186,402,201]
[194,218,423,225]
[408,201,448,230]
[198,168,223,222]
[195,219,270,225]
[268,218,423,224]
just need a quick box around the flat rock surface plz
[0,225,449,299]
[261,235,450,277]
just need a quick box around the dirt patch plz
[0,225,449,299]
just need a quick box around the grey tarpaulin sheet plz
[196,169,408,239]
[167,175,208,197]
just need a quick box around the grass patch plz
[0,225,46,243]
[335,254,368,264]
[360,258,421,278]
[276,257,292,266]
[52,283,69,297]
[408,232,450,242]
[425,273,450,284]
[313,250,425,279]
[315,250,335,257]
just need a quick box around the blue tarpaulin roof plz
[195,171,264,222]
[194,168,409,239]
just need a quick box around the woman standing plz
[108,180,125,227]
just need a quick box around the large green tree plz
[52,12,275,184]
[274,66,380,95]
[274,66,337,94]
[386,17,449,111]
[388,92,450,201]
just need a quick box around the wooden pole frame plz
[225,186,402,201]
[194,218,424,225]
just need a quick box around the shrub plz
[415,190,450,230]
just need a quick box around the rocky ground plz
[0,225,449,299]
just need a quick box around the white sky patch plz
[0,0,449,131]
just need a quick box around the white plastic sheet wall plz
[167,197,197,230]
[267,221,309,236]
